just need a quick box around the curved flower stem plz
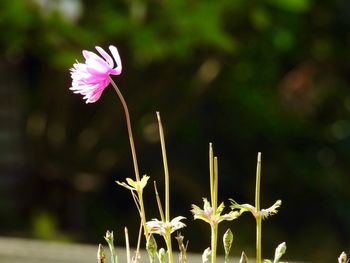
[255,152,262,263]
[109,77,148,238]
[109,77,140,181]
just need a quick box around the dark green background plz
[0,0,349,261]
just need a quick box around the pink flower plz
[70,45,122,103]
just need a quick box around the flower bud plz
[239,251,248,263]
[157,248,166,263]
[146,234,158,261]
[202,247,211,263]
[104,230,114,244]
[97,244,105,263]
[223,228,233,256]
[104,230,117,263]
[273,242,286,263]
[338,252,348,263]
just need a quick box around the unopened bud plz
[338,252,348,263]
[202,247,211,263]
[273,242,286,263]
[223,228,233,256]
[104,230,117,263]
[104,230,114,244]
[146,234,158,261]
[157,248,166,263]
[97,244,106,263]
[239,251,248,263]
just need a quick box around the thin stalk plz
[211,156,219,263]
[108,237,117,263]
[125,227,131,263]
[224,253,229,263]
[154,181,165,222]
[256,216,262,263]
[109,77,140,181]
[165,233,174,263]
[109,77,148,237]
[213,157,218,211]
[135,222,143,263]
[255,152,262,263]
[211,224,218,263]
[156,112,170,222]
[138,190,148,237]
[209,143,214,207]
[156,112,174,263]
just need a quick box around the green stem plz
[156,112,170,222]
[108,239,117,263]
[156,112,174,263]
[209,143,214,208]
[224,254,229,263]
[165,233,174,263]
[109,77,148,238]
[255,152,262,263]
[153,181,165,222]
[213,156,218,211]
[138,189,148,237]
[125,227,131,263]
[210,145,219,263]
[256,216,262,263]
[135,222,143,263]
[211,224,218,263]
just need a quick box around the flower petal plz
[95,46,114,68]
[69,45,122,103]
[109,45,122,75]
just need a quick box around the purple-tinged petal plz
[109,45,122,75]
[85,58,111,74]
[96,46,114,68]
[82,50,91,60]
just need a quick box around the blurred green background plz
[0,0,349,261]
